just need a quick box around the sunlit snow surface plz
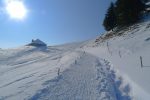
[0,20,150,100]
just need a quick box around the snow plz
[30,53,131,100]
[84,21,150,99]
[146,1,150,6]
[0,20,150,100]
[27,39,47,47]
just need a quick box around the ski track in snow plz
[29,52,131,100]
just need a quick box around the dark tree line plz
[103,0,146,31]
[142,0,150,3]
[103,3,117,31]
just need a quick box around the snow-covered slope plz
[30,53,131,100]
[0,20,150,100]
[84,20,150,99]
[0,46,127,100]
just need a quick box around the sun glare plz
[5,0,27,20]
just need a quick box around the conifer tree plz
[116,0,145,26]
[142,0,148,3]
[103,2,117,31]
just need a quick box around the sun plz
[5,0,27,20]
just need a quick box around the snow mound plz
[27,39,47,47]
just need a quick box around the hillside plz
[0,20,150,100]
[84,20,150,99]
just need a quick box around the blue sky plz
[0,0,112,48]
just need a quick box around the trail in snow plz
[30,52,131,100]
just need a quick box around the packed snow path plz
[30,52,131,100]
